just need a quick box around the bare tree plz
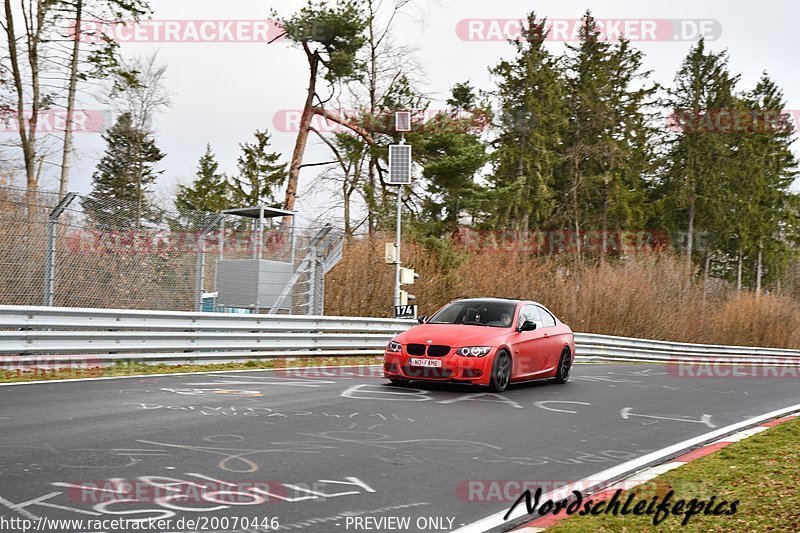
[1,0,55,191]
[2,0,151,194]
[55,0,150,196]
[103,53,171,133]
[305,0,427,234]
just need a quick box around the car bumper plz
[383,349,496,385]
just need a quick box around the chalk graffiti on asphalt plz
[134,435,324,473]
[0,471,375,522]
[125,403,415,422]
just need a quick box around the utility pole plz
[388,112,413,316]
[393,133,405,309]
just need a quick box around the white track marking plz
[620,407,716,428]
[533,401,591,414]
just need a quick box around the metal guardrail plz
[0,305,798,368]
[575,333,800,364]
[0,305,415,367]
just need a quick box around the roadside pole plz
[394,172,403,309]
[389,112,412,315]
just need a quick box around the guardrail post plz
[43,193,77,307]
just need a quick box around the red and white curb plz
[452,403,800,533]
[511,413,799,532]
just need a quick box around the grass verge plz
[0,356,383,384]
[547,417,800,532]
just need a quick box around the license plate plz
[409,358,442,368]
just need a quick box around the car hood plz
[395,323,510,347]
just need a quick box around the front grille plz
[402,366,453,379]
[406,344,426,356]
[427,345,451,357]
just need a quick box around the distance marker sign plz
[394,304,417,319]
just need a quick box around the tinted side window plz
[518,305,543,329]
[517,305,532,328]
[537,306,556,328]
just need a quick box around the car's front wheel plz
[550,347,572,384]
[488,350,511,392]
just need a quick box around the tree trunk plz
[686,191,695,273]
[344,160,362,237]
[283,44,319,214]
[27,0,45,189]
[366,159,376,235]
[4,0,39,191]
[59,0,83,197]
[367,0,378,234]
[343,183,352,236]
[572,162,582,260]
[135,136,142,230]
[755,242,763,303]
[601,181,609,261]
[736,252,743,297]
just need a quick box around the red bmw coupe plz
[383,298,575,392]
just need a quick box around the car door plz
[536,305,565,370]
[510,305,550,378]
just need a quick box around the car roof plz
[451,297,541,306]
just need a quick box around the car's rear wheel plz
[551,347,572,384]
[488,350,511,392]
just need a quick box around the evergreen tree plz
[724,74,799,290]
[658,38,739,267]
[558,12,656,256]
[175,144,231,214]
[411,82,489,233]
[230,130,288,206]
[277,0,368,213]
[82,112,164,229]
[489,13,568,230]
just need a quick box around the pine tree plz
[277,0,368,214]
[724,74,799,291]
[558,12,656,256]
[489,13,568,231]
[658,38,738,268]
[410,82,488,233]
[82,112,164,230]
[230,130,288,207]
[175,144,231,214]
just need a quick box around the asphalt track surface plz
[1,363,798,533]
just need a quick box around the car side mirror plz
[518,320,537,332]
[417,315,427,324]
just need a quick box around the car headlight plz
[387,341,402,353]
[457,346,492,357]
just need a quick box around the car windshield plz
[428,300,517,328]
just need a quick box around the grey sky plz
[43,0,800,217]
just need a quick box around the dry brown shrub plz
[325,236,800,349]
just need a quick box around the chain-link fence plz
[0,185,343,314]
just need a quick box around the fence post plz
[195,214,225,312]
[313,248,325,315]
[307,244,318,315]
[43,193,77,307]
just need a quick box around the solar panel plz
[388,144,412,185]
[395,111,411,132]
